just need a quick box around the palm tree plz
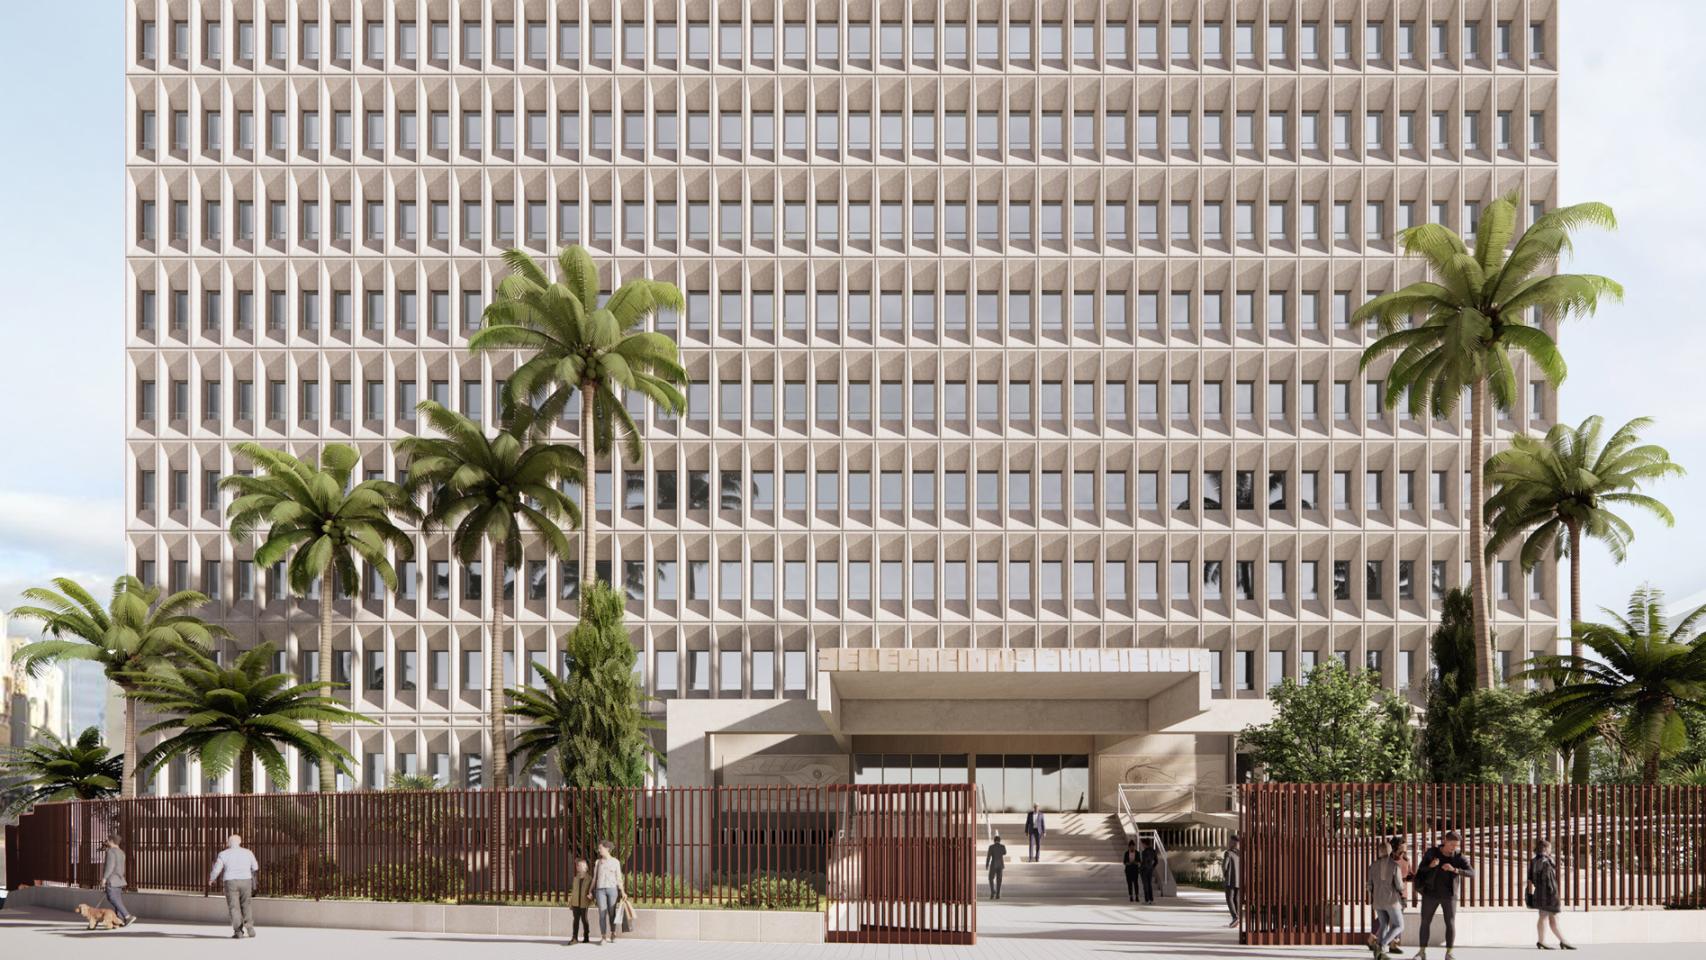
[469,246,687,601]
[1521,587,1706,783]
[397,400,582,790]
[0,727,123,814]
[128,642,369,794]
[1357,196,1621,688]
[507,583,658,788]
[223,443,416,791]
[10,576,223,796]
[1486,416,1684,780]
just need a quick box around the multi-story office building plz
[126,1,1561,808]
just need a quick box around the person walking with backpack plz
[1528,839,1574,950]
[1413,831,1475,960]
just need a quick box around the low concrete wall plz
[1402,905,1706,946]
[10,885,824,943]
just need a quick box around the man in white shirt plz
[207,834,260,938]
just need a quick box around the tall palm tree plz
[1486,416,1684,780]
[129,642,370,793]
[1521,587,1706,783]
[10,576,223,796]
[1357,196,1621,688]
[469,246,687,601]
[223,443,416,791]
[397,400,582,790]
[0,727,123,815]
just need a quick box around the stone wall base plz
[10,884,824,943]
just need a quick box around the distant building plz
[3,631,70,747]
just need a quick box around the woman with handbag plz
[592,840,626,944]
[1528,839,1573,950]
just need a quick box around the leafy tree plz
[398,401,582,790]
[470,246,688,601]
[508,582,658,787]
[224,443,416,791]
[1485,415,1683,781]
[1522,587,1706,783]
[10,575,222,796]
[128,642,370,793]
[387,772,444,791]
[1239,659,1417,783]
[0,727,123,815]
[1357,196,1620,688]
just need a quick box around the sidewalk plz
[5,892,1703,960]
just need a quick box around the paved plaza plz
[5,890,1703,960]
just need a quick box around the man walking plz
[1024,804,1046,863]
[99,837,135,927]
[985,832,1008,900]
[1368,838,1409,959]
[1138,837,1159,904]
[207,834,260,939]
[1414,831,1474,960]
[1222,834,1242,928]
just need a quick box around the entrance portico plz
[665,647,1275,815]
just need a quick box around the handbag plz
[620,894,636,933]
[1525,889,1535,909]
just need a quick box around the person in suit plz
[1122,840,1142,901]
[1024,804,1046,862]
[1138,837,1159,904]
[985,833,1008,900]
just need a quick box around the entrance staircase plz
[977,812,1136,901]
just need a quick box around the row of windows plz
[136,16,1550,74]
[136,193,1540,255]
[136,551,1544,611]
[135,463,1510,526]
[135,105,1552,166]
[133,282,1539,347]
[135,372,1550,433]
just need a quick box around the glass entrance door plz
[974,754,1090,812]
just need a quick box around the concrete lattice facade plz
[125,0,1561,795]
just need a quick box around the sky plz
[1,1,1704,640]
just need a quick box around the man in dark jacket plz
[985,833,1008,900]
[1413,831,1475,960]
[1024,804,1046,862]
[1138,837,1159,904]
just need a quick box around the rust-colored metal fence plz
[825,784,977,944]
[1240,783,1706,945]
[4,785,974,943]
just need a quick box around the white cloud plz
[0,488,124,571]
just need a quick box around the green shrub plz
[349,855,469,902]
[623,871,698,902]
[733,874,819,909]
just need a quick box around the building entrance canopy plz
[816,647,1214,738]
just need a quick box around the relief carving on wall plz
[721,755,850,787]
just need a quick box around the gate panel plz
[825,783,976,944]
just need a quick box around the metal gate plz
[825,783,977,944]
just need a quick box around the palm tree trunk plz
[1566,521,1592,785]
[580,380,598,606]
[121,692,139,798]
[238,745,255,795]
[1469,379,1495,690]
[490,554,510,791]
[318,594,336,792]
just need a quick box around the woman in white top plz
[592,840,625,943]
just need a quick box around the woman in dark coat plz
[1122,840,1141,901]
[1528,839,1573,949]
